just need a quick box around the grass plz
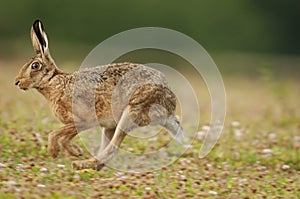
[0,57,299,199]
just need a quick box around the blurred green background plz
[0,0,299,77]
[1,2,300,198]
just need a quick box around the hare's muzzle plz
[14,78,28,91]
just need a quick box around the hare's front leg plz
[60,127,115,157]
[60,129,83,157]
[48,124,79,158]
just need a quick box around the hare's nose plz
[15,80,20,86]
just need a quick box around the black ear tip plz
[33,19,41,24]
[33,19,44,27]
[33,19,44,31]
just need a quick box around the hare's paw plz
[72,158,104,171]
[48,142,60,158]
[65,143,83,157]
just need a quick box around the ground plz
[0,57,299,199]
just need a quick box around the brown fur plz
[15,20,184,170]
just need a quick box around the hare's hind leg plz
[99,128,115,152]
[72,108,129,170]
[162,115,184,143]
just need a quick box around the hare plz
[15,19,184,170]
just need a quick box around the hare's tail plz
[163,115,184,144]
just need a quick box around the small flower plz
[7,180,18,186]
[40,167,48,172]
[73,174,80,180]
[128,147,134,152]
[42,117,50,124]
[282,165,290,170]
[230,121,240,127]
[179,175,186,180]
[234,129,243,139]
[197,131,206,140]
[180,158,191,166]
[206,163,212,168]
[145,187,151,191]
[116,176,127,181]
[268,133,277,140]
[257,166,267,171]
[57,164,65,168]
[202,125,210,131]
[262,149,273,154]
[0,163,6,168]
[294,136,300,141]
[16,164,24,172]
[115,172,124,177]
[37,184,46,188]
[208,190,218,195]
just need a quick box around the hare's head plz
[15,20,58,90]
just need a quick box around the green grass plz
[0,58,299,198]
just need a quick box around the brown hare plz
[15,19,184,170]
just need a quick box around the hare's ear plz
[31,19,49,56]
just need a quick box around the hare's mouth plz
[17,86,28,91]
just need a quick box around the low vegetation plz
[0,59,299,198]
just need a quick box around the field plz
[0,54,299,199]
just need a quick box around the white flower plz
[257,166,267,171]
[145,187,151,191]
[7,180,17,186]
[202,125,210,131]
[57,164,65,168]
[128,148,134,152]
[40,167,48,172]
[197,131,206,140]
[42,117,50,124]
[282,165,290,170]
[262,149,273,154]
[0,163,6,168]
[37,184,46,188]
[208,190,218,195]
[231,121,240,127]
[268,133,277,140]
[294,136,300,141]
[180,175,186,180]
[206,163,212,167]
[73,174,80,180]
[234,129,243,139]
[15,188,21,192]
[115,172,124,177]
[16,164,24,172]
[116,176,127,181]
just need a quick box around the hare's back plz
[102,63,176,124]
[75,63,176,125]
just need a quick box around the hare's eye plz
[31,62,40,70]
